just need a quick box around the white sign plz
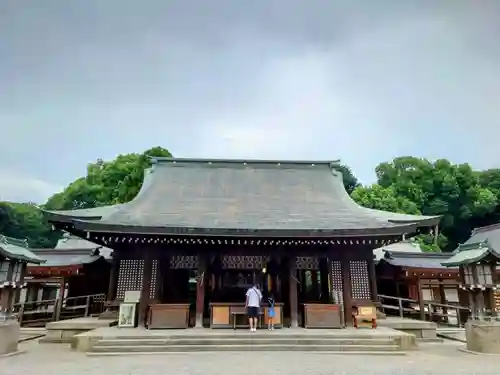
[124,290,141,303]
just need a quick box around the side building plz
[22,233,111,304]
[0,235,43,315]
[42,158,440,329]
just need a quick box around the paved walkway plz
[1,340,498,375]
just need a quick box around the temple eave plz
[65,220,420,239]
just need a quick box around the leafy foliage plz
[44,147,172,210]
[0,202,59,248]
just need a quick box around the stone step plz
[101,333,395,341]
[94,337,396,347]
[87,350,406,357]
[89,343,403,353]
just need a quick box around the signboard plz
[118,302,138,328]
[124,290,141,303]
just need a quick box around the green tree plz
[0,202,59,248]
[374,157,497,249]
[335,164,360,195]
[351,184,420,214]
[44,146,172,210]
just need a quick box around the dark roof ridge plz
[472,222,500,234]
[32,248,101,256]
[385,251,450,259]
[0,234,29,248]
[151,157,341,167]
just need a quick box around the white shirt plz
[246,287,262,307]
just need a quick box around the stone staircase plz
[85,330,412,356]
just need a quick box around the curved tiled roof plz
[0,235,44,264]
[43,158,440,237]
[373,240,423,262]
[381,250,456,270]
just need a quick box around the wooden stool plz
[352,305,377,329]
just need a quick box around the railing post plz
[428,303,432,322]
[52,299,59,321]
[398,298,404,317]
[84,296,90,317]
[19,303,25,326]
[456,306,461,327]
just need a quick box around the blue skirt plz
[267,308,275,318]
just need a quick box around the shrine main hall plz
[43,158,440,329]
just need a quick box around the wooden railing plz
[378,294,471,327]
[12,293,106,327]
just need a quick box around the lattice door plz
[350,260,371,300]
[331,260,343,304]
[149,260,158,300]
[296,256,319,270]
[221,255,263,269]
[494,290,500,312]
[116,259,144,299]
[170,255,198,269]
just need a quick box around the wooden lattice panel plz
[331,260,343,304]
[221,255,263,269]
[170,255,198,269]
[116,259,144,299]
[296,256,319,270]
[350,260,371,300]
[149,260,158,300]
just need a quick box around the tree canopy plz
[1,149,499,252]
[0,202,59,248]
[44,147,172,210]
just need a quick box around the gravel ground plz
[0,340,497,375]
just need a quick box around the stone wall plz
[0,320,20,355]
[465,320,500,354]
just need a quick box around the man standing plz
[245,284,262,332]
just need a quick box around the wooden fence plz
[378,294,471,327]
[12,293,106,327]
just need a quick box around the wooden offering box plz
[303,303,343,328]
[209,302,284,328]
[147,304,190,329]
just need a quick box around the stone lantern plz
[0,235,43,355]
[442,239,500,354]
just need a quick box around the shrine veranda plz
[43,158,441,329]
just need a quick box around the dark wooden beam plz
[288,256,299,328]
[138,250,153,326]
[367,256,378,303]
[106,253,119,303]
[195,255,207,328]
[341,257,353,326]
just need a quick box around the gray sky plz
[1,1,500,203]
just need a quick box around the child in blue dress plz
[267,294,275,330]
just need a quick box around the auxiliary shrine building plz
[43,158,440,329]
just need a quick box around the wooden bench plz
[352,305,377,329]
[230,306,263,329]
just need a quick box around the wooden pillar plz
[138,251,153,327]
[341,258,353,326]
[311,270,319,301]
[416,277,425,321]
[5,261,16,312]
[288,256,299,328]
[367,256,378,303]
[319,258,330,302]
[195,255,207,328]
[438,281,447,321]
[54,277,66,321]
[106,254,119,303]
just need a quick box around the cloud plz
[0,169,62,203]
[0,1,500,203]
